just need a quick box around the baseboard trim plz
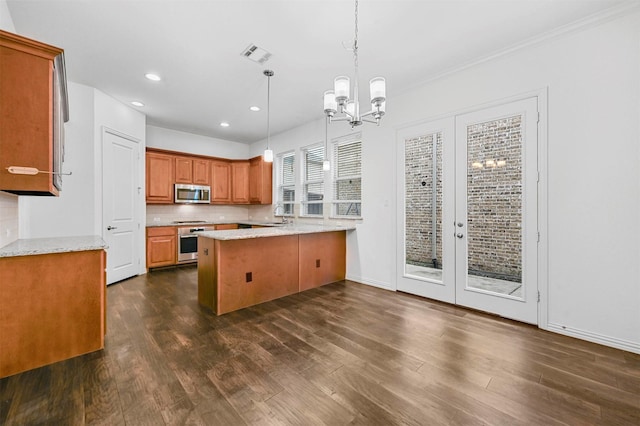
[546,322,640,355]
[345,274,395,291]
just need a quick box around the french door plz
[397,97,539,324]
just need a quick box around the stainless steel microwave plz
[174,184,211,204]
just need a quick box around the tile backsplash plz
[0,191,19,247]
[146,204,250,224]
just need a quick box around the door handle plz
[456,233,464,239]
[107,226,117,231]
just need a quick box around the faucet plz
[273,203,288,224]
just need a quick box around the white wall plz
[147,125,249,159]
[251,9,640,353]
[19,82,95,238]
[0,0,15,33]
[0,0,18,248]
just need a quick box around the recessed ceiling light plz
[145,73,161,81]
[249,106,260,112]
[131,101,144,107]
[220,122,230,127]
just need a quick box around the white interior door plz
[455,98,538,324]
[397,97,539,324]
[103,128,140,284]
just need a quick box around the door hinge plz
[537,231,540,242]
[537,171,540,182]
[537,290,541,303]
[537,112,540,123]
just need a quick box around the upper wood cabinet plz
[211,160,231,203]
[249,156,273,205]
[231,161,250,204]
[175,157,193,184]
[175,156,210,185]
[192,159,210,185]
[145,148,272,205]
[0,30,68,196]
[146,152,174,203]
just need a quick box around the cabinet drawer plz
[147,226,176,237]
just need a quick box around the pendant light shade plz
[263,148,274,163]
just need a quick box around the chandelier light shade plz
[323,0,386,127]
[263,69,275,163]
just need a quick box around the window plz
[302,144,324,216]
[277,151,295,215]
[332,137,362,217]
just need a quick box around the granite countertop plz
[197,223,356,241]
[0,235,108,258]
[146,220,285,228]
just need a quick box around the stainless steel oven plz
[177,225,215,263]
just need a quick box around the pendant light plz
[263,70,274,162]
[323,0,386,128]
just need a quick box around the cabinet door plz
[249,156,272,204]
[175,156,193,184]
[211,160,231,203]
[232,161,250,204]
[147,227,177,268]
[0,31,63,195]
[146,152,174,203]
[193,159,210,185]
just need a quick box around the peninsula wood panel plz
[0,250,105,378]
[298,231,346,291]
[199,235,299,314]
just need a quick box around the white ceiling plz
[6,0,628,144]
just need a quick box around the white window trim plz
[276,150,296,217]
[331,133,362,219]
[301,142,325,218]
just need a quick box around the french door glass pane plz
[466,115,523,297]
[405,133,443,282]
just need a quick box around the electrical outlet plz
[153,217,161,222]
[316,259,321,268]
[246,272,252,283]
[220,215,225,219]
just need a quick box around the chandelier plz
[323,0,386,127]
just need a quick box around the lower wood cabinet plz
[146,226,177,268]
[0,249,106,378]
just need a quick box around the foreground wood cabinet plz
[146,227,177,268]
[0,30,68,196]
[0,249,106,378]
[146,152,174,203]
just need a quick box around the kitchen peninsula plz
[197,224,355,315]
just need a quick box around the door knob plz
[107,226,117,231]
[456,233,464,238]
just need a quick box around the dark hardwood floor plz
[1,266,639,425]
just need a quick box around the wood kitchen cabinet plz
[249,155,272,204]
[192,158,210,185]
[175,156,210,185]
[211,160,231,203]
[146,226,177,268]
[175,156,193,184]
[231,161,250,204]
[0,30,68,196]
[0,249,106,378]
[146,151,175,203]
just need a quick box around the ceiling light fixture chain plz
[263,69,275,163]
[323,0,386,128]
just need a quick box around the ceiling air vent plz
[241,43,272,64]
